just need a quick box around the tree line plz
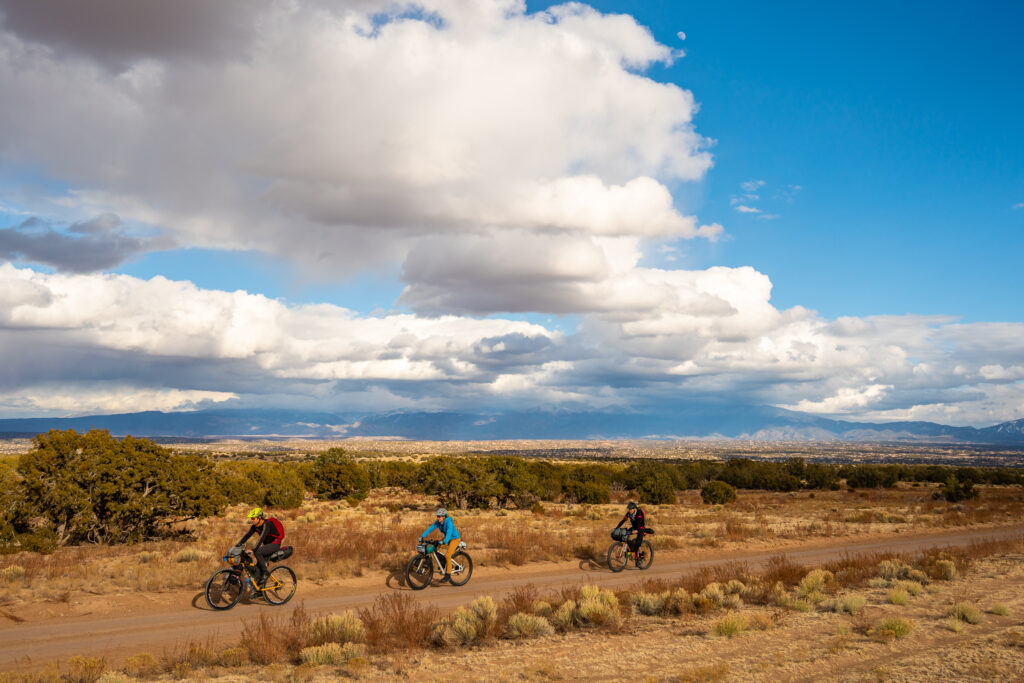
[1,429,1013,552]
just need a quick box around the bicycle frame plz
[421,540,468,574]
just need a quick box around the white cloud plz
[740,180,766,193]
[734,205,761,213]
[0,0,714,315]
[0,262,1022,425]
[1014,203,1024,210]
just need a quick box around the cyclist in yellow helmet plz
[236,507,285,586]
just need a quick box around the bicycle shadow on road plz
[385,568,408,590]
[191,590,265,610]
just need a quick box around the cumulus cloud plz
[1,2,1020,427]
[0,213,170,272]
[0,0,715,316]
[1,263,1022,425]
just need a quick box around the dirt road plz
[4,523,1024,671]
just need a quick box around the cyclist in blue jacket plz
[420,507,460,583]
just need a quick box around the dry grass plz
[3,478,1023,610]
[360,593,438,654]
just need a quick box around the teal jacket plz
[421,517,460,544]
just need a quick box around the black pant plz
[629,529,645,554]
[253,543,280,581]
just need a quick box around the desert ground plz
[2,439,1024,681]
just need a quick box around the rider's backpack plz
[268,545,293,562]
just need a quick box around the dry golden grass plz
[1,480,1023,613]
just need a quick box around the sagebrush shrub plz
[948,602,983,624]
[300,643,344,666]
[874,618,914,639]
[307,611,365,645]
[631,591,665,616]
[935,560,958,581]
[505,612,554,639]
[712,613,749,638]
[887,588,909,606]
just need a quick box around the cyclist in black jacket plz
[236,507,285,586]
[614,501,647,562]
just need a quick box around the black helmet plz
[627,502,637,510]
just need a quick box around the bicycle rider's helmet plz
[247,507,264,519]
[435,507,448,517]
[627,502,637,510]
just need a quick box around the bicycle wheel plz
[607,543,628,572]
[205,569,243,610]
[636,541,654,570]
[262,566,297,605]
[448,551,473,586]
[405,553,433,590]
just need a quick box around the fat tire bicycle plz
[607,528,653,572]
[405,539,473,590]
[205,545,297,610]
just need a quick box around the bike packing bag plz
[611,528,630,541]
[268,545,293,562]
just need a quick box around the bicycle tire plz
[448,551,473,586]
[606,542,628,572]
[205,568,243,610]
[636,541,654,570]
[405,553,433,590]
[262,565,297,605]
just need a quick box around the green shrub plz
[504,612,554,639]
[562,479,611,505]
[636,471,675,505]
[941,475,977,502]
[701,480,737,505]
[17,430,223,546]
[311,449,370,502]
[989,604,1010,616]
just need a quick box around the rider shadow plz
[578,558,605,571]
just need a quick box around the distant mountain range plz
[1,405,1023,444]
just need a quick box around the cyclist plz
[614,501,647,563]
[235,507,285,586]
[420,507,460,583]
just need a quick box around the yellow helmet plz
[247,507,263,519]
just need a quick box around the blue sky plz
[95,0,1024,322]
[0,0,1021,425]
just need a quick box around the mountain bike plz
[607,528,653,572]
[204,545,297,610]
[405,539,473,590]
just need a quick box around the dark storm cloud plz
[0,213,169,272]
[0,0,269,70]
